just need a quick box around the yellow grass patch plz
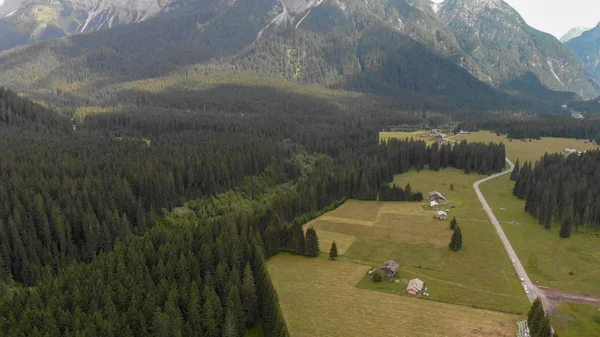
[269,255,520,337]
[453,131,599,163]
[318,216,374,226]
[325,200,382,222]
[379,131,436,144]
[311,229,356,255]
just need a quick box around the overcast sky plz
[432,0,599,39]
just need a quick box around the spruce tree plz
[528,301,545,336]
[450,217,457,230]
[304,228,319,257]
[537,316,552,337]
[510,159,520,181]
[560,216,572,238]
[290,223,305,256]
[241,263,258,328]
[527,298,542,325]
[449,225,463,251]
[329,242,338,260]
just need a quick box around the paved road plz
[473,158,549,309]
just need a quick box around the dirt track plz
[540,287,600,314]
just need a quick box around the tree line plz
[0,85,508,335]
[512,150,600,234]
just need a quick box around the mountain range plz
[0,0,597,107]
[565,23,600,94]
[560,26,591,43]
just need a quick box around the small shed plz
[380,260,400,278]
[429,190,447,203]
[430,200,439,209]
[434,211,448,220]
[406,278,425,296]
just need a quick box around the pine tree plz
[304,228,319,257]
[559,216,572,238]
[510,159,520,181]
[241,263,258,328]
[527,298,542,325]
[528,301,545,336]
[329,242,338,260]
[450,217,457,230]
[449,225,463,251]
[537,315,553,337]
[290,223,305,256]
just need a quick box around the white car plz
[525,290,530,294]
[511,259,515,263]
[520,277,525,282]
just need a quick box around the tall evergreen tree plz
[329,242,338,260]
[537,316,553,337]
[510,159,520,181]
[304,228,319,257]
[450,216,457,230]
[449,225,463,251]
[528,300,545,336]
[241,263,259,328]
[560,216,572,238]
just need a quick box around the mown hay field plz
[453,131,598,163]
[304,168,530,313]
[269,255,520,337]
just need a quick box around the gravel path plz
[473,158,550,310]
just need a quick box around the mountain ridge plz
[0,0,596,105]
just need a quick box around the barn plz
[380,260,400,278]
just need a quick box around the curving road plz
[473,158,548,309]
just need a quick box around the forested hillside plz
[513,151,600,235]
[0,82,510,335]
[0,0,589,112]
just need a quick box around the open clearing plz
[269,255,520,337]
[552,303,600,337]
[379,131,438,145]
[453,131,598,163]
[305,168,530,313]
[480,175,600,297]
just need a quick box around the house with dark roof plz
[380,260,399,278]
[429,190,447,203]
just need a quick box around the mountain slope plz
[0,0,220,51]
[0,0,592,108]
[565,24,600,86]
[560,26,591,43]
[438,0,597,99]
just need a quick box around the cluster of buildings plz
[429,190,448,219]
[378,260,427,296]
[564,148,586,155]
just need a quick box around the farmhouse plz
[434,211,448,220]
[380,260,400,278]
[406,278,425,296]
[459,130,469,134]
[429,190,447,203]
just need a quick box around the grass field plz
[480,174,600,296]
[269,255,520,337]
[453,131,598,163]
[304,169,530,313]
[552,303,600,337]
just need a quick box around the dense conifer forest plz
[513,151,600,233]
[0,85,506,335]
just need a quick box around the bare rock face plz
[437,0,597,99]
[565,24,600,87]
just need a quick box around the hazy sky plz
[432,0,599,39]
